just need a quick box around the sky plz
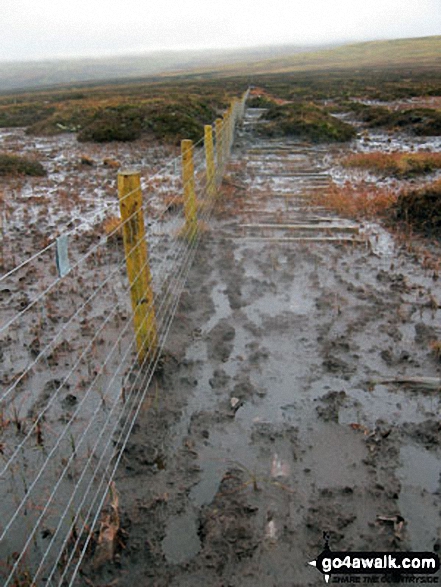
[2,0,440,62]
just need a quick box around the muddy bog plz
[1,102,441,586]
[86,109,440,585]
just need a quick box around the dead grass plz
[430,340,441,361]
[312,182,397,219]
[162,194,184,213]
[101,215,123,241]
[102,158,120,169]
[342,151,441,178]
[92,482,121,569]
[314,177,441,243]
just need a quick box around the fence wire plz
[0,89,249,586]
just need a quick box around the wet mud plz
[77,110,441,585]
[0,129,186,584]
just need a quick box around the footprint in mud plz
[315,390,348,422]
[209,368,231,390]
[414,322,437,346]
[232,374,258,401]
[225,280,243,310]
[322,354,355,378]
[206,319,235,362]
[27,379,65,418]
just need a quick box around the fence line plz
[0,88,249,586]
[0,149,188,286]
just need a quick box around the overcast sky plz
[2,0,440,62]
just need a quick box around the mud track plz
[83,109,441,586]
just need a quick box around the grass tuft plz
[316,178,441,240]
[347,103,441,135]
[312,182,397,219]
[101,215,123,241]
[342,151,441,178]
[393,179,441,237]
[0,153,46,177]
[260,102,357,142]
[430,340,441,360]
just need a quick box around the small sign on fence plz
[56,234,70,277]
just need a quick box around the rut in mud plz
[83,108,441,586]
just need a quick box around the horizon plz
[0,33,439,66]
[0,40,336,65]
[2,0,440,63]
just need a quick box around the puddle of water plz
[357,132,441,154]
[300,424,367,488]
[162,511,201,564]
[164,424,261,564]
[397,445,441,550]
[241,257,317,322]
[162,117,441,570]
[398,490,439,551]
[243,286,315,323]
[189,425,259,506]
[189,457,224,507]
[234,352,317,425]
[203,277,232,333]
[349,385,438,429]
[398,445,440,492]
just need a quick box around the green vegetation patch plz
[247,95,277,108]
[378,108,441,136]
[27,105,97,136]
[0,153,46,176]
[77,97,218,144]
[247,67,441,104]
[346,103,441,135]
[260,102,356,142]
[77,104,143,142]
[144,100,215,144]
[6,88,222,143]
[394,179,441,237]
[0,103,56,128]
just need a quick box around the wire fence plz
[0,89,249,586]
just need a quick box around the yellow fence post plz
[181,139,198,240]
[204,124,216,200]
[239,89,249,119]
[117,170,157,364]
[215,118,223,184]
[223,109,230,163]
[229,105,233,151]
[233,97,241,138]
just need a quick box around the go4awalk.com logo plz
[308,536,440,584]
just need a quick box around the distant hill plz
[0,45,326,93]
[216,35,441,75]
[1,36,440,94]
